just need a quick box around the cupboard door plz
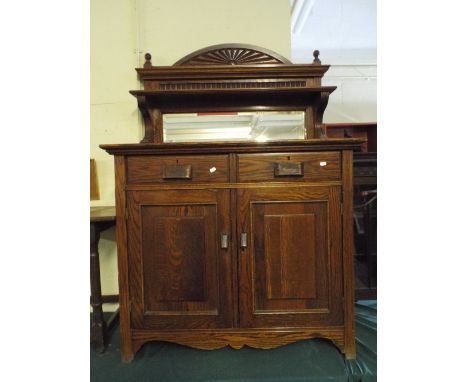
[238,186,343,328]
[127,189,233,329]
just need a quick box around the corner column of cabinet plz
[114,156,134,362]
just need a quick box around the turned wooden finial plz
[313,50,321,65]
[144,53,152,68]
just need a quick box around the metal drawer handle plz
[163,164,192,179]
[220,233,229,249]
[240,232,248,249]
[274,162,304,177]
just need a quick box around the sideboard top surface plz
[100,138,366,156]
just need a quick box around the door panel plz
[264,213,317,300]
[127,189,233,329]
[238,186,343,328]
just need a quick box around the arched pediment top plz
[173,43,292,66]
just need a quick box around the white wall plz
[291,0,376,123]
[91,0,140,207]
[91,0,140,301]
[90,0,292,304]
[322,65,376,122]
[138,0,291,66]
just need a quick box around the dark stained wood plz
[237,186,343,328]
[125,182,345,192]
[114,156,133,362]
[101,139,364,156]
[325,122,377,153]
[353,154,377,298]
[144,52,152,68]
[136,95,156,143]
[228,153,240,326]
[313,50,321,65]
[355,288,377,301]
[264,214,316,299]
[104,144,359,361]
[101,45,360,362]
[342,150,356,359]
[238,152,341,183]
[90,222,106,352]
[135,64,331,83]
[131,327,345,353]
[323,126,377,298]
[305,106,315,138]
[315,92,330,137]
[90,206,116,353]
[101,294,119,303]
[128,46,335,143]
[128,88,336,143]
[127,155,229,184]
[129,87,336,97]
[127,189,233,330]
[173,44,292,65]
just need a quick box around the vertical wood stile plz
[114,156,133,362]
[342,150,356,358]
[229,153,240,327]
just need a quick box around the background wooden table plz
[90,206,118,352]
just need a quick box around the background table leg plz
[90,223,106,352]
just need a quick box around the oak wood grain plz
[135,64,331,82]
[131,327,346,354]
[237,186,343,329]
[127,155,229,184]
[127,189,234,330]
[125,181,344,191]
[101,139,365,156]
[238,152,341,182]
[114,156,133,362]
[342,150,356,359]
[108,147,356,361]
[101,45,358,362]
[173,44,291,66]
[264,213,316,299]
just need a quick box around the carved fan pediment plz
[173,44,291,66]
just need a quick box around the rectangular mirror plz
[163,111,305,143]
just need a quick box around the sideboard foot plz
[345,358,363,382]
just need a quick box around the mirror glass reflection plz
[163,111,305,143]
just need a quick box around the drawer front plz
[127,155,229,184]
[238,152,341,182]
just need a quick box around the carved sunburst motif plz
[175,45,291,66]
[187,49,282,65]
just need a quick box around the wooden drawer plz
[237,152,341,182]
[127,155,229,184]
